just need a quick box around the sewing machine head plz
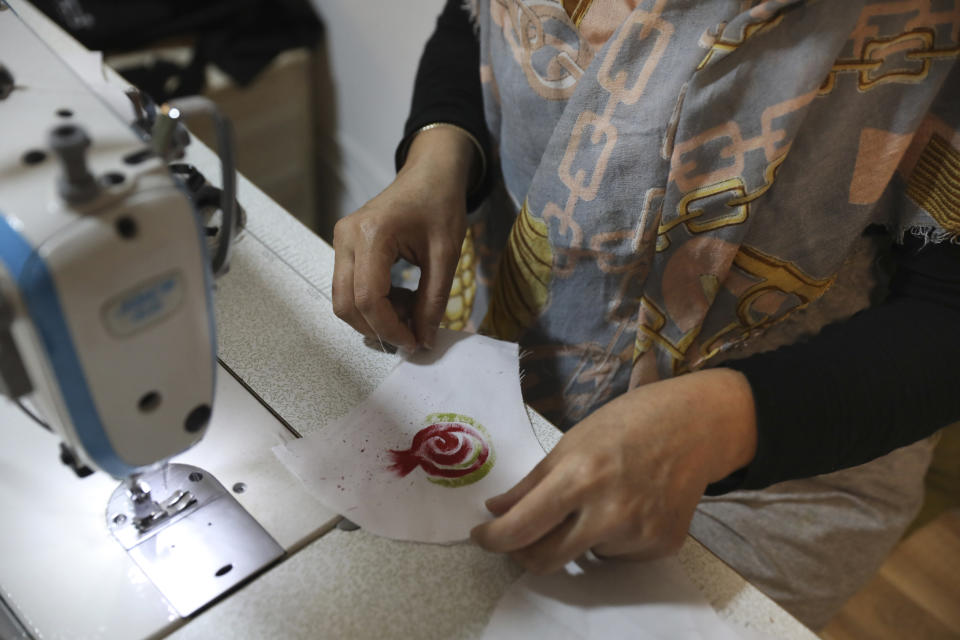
[0,10,233,483]
[0,7,287,619]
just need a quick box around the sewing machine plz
[0,0,286,623]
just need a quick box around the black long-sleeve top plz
[398,0,960,493]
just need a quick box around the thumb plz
[413,243,459,349]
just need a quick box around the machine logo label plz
[102,270,185,337]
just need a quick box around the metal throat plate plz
[106,463,284,617]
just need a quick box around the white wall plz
[310,1,446,228]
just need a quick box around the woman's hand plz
[471,368,758,574]
[332,126,477,351]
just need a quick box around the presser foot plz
[106,463,283,617]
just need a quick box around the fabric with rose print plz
[273,330,546,543]
[389,413,496,487]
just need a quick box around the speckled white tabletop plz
[7,3,817,636]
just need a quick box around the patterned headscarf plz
[445,0,959,428]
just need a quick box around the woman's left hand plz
[470,368,758,574]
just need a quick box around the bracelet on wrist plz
[400,122,487,197]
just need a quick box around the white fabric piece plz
[482,557,746,640]
[274,329,546,543]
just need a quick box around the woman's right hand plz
[332,126,477,351]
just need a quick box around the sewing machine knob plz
[49,123,100,204]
